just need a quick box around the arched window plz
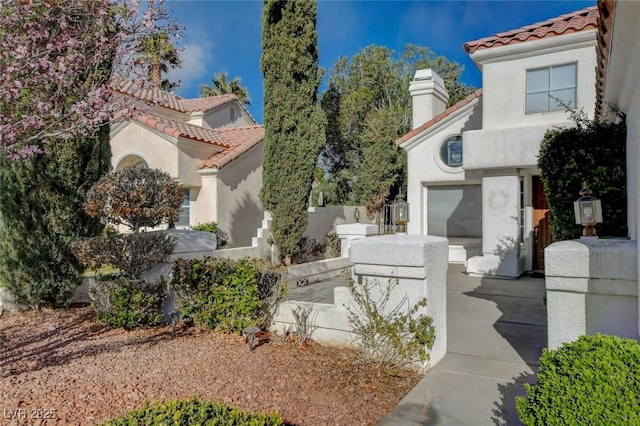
[439,135,463,167]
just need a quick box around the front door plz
[532,176,553,272]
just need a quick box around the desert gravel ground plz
[0,307,421,426]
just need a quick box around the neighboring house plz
[110,79,265,247]
[398,6,598,278]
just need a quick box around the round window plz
[439,135,463,167]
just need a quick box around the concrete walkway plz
[378,264,546,425]
[285,263,547,425]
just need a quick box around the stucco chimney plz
[409,69,449,129]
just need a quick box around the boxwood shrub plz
[89,277,166,329]
[171,257,287,333]
[516,334,640,425]
[101,397,284,425]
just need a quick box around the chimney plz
[409,69,449,130]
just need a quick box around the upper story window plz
[230,107,236,122]
[525,63,576,114]
[439,135,463,168]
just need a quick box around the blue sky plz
[167,0,595,123]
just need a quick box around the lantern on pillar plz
[391,192,410,233]
[573,188,603,237]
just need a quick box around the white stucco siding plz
[215,143,264,247]
[194,171,218,226]
[110,122,180,177]
[404,102,482,235]
[201,105,255,129]
[475,31,597,130]
[176,139,220,187]
[463,123,570,170]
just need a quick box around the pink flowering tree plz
[0,0,182,159]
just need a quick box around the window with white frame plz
[176,188,190,227]
[525,63,576,113]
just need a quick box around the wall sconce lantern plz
[391,192,410,233]
[573,188,603,237]
[354,207,360,223]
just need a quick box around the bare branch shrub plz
[345,277,435,369]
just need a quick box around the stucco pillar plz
[545,239,639,349]
[467,174,523,278]
[350,234,448,367]
[196,169,218,226]
[336,223,378,257]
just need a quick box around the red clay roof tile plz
[464,6,598,54]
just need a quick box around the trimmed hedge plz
[538,112,626,240]
[89,277,166,329]
[516,334,640,425]
[101,397,284,425]
[171,257,287,333]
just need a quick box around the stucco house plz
[397,6,599,278]
[543,0,639,348]
[109,80,265,247]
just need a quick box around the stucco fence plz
[271,234,449,369]
[545,238,639,349]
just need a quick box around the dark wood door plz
[532,177,553,272]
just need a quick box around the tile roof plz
[111,77,253,120]
[396,89,483,146]
[133,112,264,170]
[595,0,614,118]
[135,113,231,148]
[199,126,264,170]
[464,6,598,54]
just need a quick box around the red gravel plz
[0,307,421,425]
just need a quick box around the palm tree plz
[136,31,181,91]
[200,71,251,105]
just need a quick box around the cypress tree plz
[261,0,326,263]
[0,127,112,308]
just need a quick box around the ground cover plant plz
[516,334,640,425]
[101,397,284,425]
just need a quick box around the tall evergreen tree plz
[261,0,326,263]
[0,127,111,308]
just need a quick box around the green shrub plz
[101,397,284,425]
[191,222,228,247]
[324,231,341,258]
[538,110,627,240]
[171,257,287,333]
[89,277,167,329]
[516,334,640,425]
[191,222,219,234]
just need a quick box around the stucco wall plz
[304,206,371,243]
[475,31,597,130]
[111,122,180,176]
[404,101,482,235]
[215,143,264,247]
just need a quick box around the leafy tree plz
[538,110,627,240]
[200,71,251,105]
[73,166,183,279]
[0,0,181,159]
[0,128,112,308]
[320,44,475,211]
[136,30,182,91]
[261,0,326,263]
